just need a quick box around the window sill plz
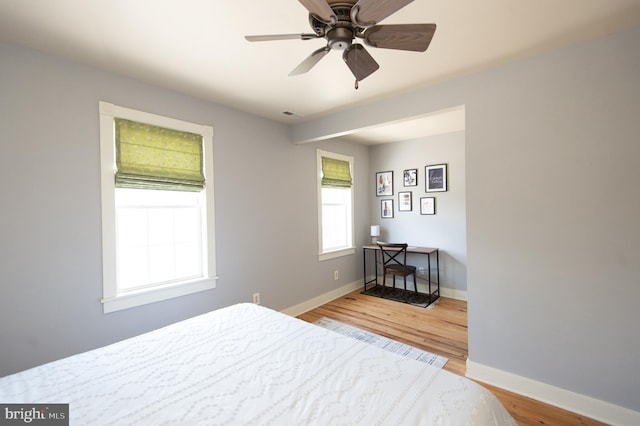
[318,247,355,262]
[102,276,218,313]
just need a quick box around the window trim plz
[99,101,217,313]
[317,149,355,261]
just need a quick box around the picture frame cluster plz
[376,164,447,218]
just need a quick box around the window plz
[99,102,216,313]
[317,149,355,260]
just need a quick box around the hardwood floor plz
[297,290,606,426]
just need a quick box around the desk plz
[362,245,440,307]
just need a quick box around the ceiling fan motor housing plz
[309,3,361,49]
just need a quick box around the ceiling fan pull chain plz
[355,79,359,90]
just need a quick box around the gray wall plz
[369,132,467,293]
[292,27,640,412]
[0,42,370,376]
[465,27,640,411]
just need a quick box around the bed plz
[0,303,516,425]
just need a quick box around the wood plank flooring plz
[297,290,606,426]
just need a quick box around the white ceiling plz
[1,0,639,143]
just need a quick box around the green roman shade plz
[321,156,352,188]
[115,118,204,192]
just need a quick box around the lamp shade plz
[370,225,380,237]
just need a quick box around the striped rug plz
[314,317,448,368]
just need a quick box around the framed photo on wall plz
[420,197,436,215]
[381,199,394,218]
[376,171,393,196]
[425,164,447,192]
[403,169,417,187]
[398,191,412,211]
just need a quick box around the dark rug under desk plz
[361,284,438,308]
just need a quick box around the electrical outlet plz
[252,292,260,305]
[334,270,339,280]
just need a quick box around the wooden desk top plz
[363,244,438,254]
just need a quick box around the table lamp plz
[370,225,380,244]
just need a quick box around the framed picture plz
[420,197,436,215]
[381,199,394,218]
[398,191,412,211]
[403,169,417,187]
[425,164,447,192]
[376,171,393,196]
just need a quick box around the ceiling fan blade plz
[289,46,331,76]
[363,24,436,52]
[245,33,319,42]
[353,0,413,26]
[298,0,336,24]
[343,44,380,81]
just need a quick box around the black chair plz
[377,243,418,294]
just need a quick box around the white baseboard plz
[466,359,640,426]
[280,280,362,317]
[439,286,467,301]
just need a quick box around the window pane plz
[322,204,348,249]
[321,187,352,252]
[175,242,201,277]
[115,188,204,291]
[117,209,148,248]
[118,246,149,290]
[322,187,347,204]
[116,188,199,207]
[148,209,174,246]
[149,244,176,284]
[174,208,199,243]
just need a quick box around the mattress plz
[0,303,516,425]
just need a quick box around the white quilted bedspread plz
[0,303,516,425]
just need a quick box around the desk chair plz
[377,243,418,294]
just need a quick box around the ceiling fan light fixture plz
[327,27,353,50]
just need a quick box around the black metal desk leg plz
[363,248,367,292]
[426,253,431,295]
[363,247,381,292]
[436,249,440,295]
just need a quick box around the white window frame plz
[317,149,355,261]
[99,101,217,313]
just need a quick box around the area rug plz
[314,317,448,368]
[361,284,438,308]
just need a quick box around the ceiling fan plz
[245,0,436,87]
